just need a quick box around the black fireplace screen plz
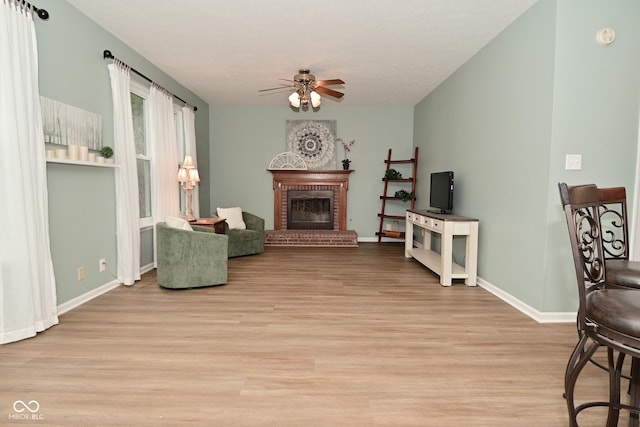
[287,190,334,230]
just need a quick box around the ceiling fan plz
[259,69,345,108]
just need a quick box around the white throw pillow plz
[165,216,193,231]
[216,207,246,230]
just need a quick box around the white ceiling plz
[67,0,539,107]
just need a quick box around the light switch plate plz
[565,154,582,170]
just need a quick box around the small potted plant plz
[337,138,356,170]
[394,189,415,202]
[384,169,402,180]
[101,146,114,163]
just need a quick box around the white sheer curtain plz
[108,62,140,286]
[150,85,180,222]
[0,1,58,344]
[182,106,199,218]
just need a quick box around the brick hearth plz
[265,230,358,247]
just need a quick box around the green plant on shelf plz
[100,146,114,159]
[384,169,402,180]
[394,189,414,202]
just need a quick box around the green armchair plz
[156,222,228,289]
[216,210,265,258]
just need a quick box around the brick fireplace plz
[265,170,358,247]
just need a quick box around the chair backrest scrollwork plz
[598,186,629,260]
[559,183,607,330]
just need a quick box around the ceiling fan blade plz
[258,84,295,92]
[315,79,345,86]
[315,86,344,99]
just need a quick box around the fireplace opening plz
[287,190,334,230]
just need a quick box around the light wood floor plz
[0,243,620,426]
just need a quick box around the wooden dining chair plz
[598,186,640,290]
[559,182,640,427]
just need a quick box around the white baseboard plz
[57,279,121,316]
[477,277,576,323]
[141,262,155,274]
[57,264,154,315]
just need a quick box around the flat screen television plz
[429,171,454,214]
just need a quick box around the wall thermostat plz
[596,28,616,46]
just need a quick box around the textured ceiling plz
[67,0,539,107]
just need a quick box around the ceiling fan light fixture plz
[289,91,301,108]
[264,69,343,109]
[310,91,321,107]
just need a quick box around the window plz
[130,86,153,228]
[131,92,151,220]
[130,81,186,228]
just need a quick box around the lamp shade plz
[177,167,188,182]
[182,154,195,169]
[188,168,200,183]
[289,92,301,108]
[310,91,321,108]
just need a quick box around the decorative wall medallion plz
[286,120,336,170]
[268,152,308,170]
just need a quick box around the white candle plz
[79,146,89,161]
[67,144,79,160]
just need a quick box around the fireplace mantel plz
[268,169,353,231]
[269,170,353,187]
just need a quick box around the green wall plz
[414,0,640,313]
[47,163,116,303]
[209,105,414,236]
[543,0,640,312]
[37,1,210,304]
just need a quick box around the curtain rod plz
[103,50,197,112]
[22,0,49,20]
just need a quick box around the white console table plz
[405,209,479,287]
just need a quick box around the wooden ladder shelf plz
[376,147,419,243]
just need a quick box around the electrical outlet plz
[99,258,107,272]
[77,267,85,281]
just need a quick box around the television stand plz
[405,209,479,286]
